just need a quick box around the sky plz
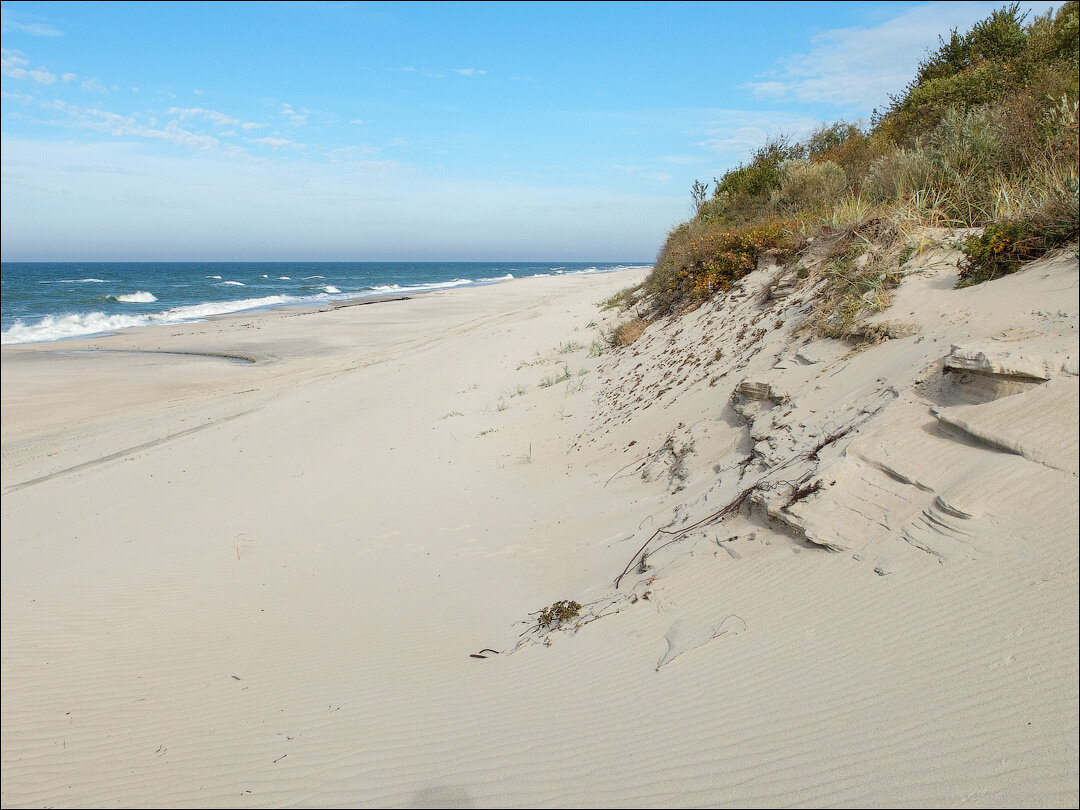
[0,0,1063,261]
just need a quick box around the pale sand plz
[2,254,1077,808]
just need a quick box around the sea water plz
[0,261,648,345]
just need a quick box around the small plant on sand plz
[537,600,581,628]
[610,317,647,347]
[558,340,585,354]
[538,365,572,388]
[600,284,643,311]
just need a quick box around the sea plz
[0,261,648,346]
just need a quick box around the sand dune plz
[2,250,1077,807]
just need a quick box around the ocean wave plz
[478,273,514,283]
[206,275,222,279]
[113,291,157,303]
[279,276,291,280]
[302,275,325,280]
[323,285,341,293]
[40,278,107,284]
[219,280,245,286]
[1,294,301,345]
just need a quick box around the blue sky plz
[0,1,1061,261]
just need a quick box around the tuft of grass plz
[557,340,584,354]
[812,219,906,338]
[538,365,572,388]
[600,284,643,311]
[610,317,647,347]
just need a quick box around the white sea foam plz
[302,275,325,280]
[113,291,157,303]
[479,273,514,283]
[40,278,107,284]
[207,275,222,279]
[220,280,245,286]
[279,276,291,280]
[323,285,341,294]
[1,295,300,345]
[260,274,269,278]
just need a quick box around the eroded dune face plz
[2,247,1077,808]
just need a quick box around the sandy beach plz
[2,253,1078,807]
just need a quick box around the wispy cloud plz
[0,10,64,37]
[698,110,820,159]
[744,2,1038,108]
[391,65,486,79]
[280,102,308,124]
[38,99,222,150]
[81,77,107,93]
[1,49,56,84]
[328,144,379,161]
[250,136,302,149]
[167,107,241,126]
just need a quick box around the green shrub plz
[777,159,848,214]
[647,218,799,314]
[957,210,1079,286]
[957,221,1038,284]
[709,135,803,226]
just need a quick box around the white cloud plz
[37,99,221,150]
[694,109,820,164]
[250,136,302,149]
[1,49,56,84]
[454,68,486,77]
[168,107,240,126]
[328,144,379,161]
[62,72,76,82]
[349,118,365,125]
[1,89,36,105]
[0,11,64,37]
[241,121,268,130]
[745,2,1060,108]
[280,103,308,124]
[81,77,107,93]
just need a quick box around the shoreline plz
[0,263,652,347]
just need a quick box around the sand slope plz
[2,250,1077,807]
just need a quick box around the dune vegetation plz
[618,2,1078,340]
